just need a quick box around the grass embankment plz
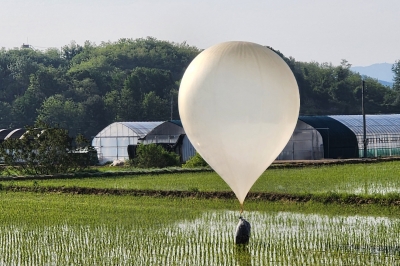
[3,160,400,205]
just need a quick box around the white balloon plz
[179,41,299,205]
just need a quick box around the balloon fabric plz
[178,41,300,205]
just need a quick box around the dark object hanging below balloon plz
[235,216,251,244]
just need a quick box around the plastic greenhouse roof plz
[299,116,359,158]
[0,128,26,141]
[329,114,400,135]
[0,129,12,140]
[169,120,183,127]
[119,122,163,136]
[144,120,186,138]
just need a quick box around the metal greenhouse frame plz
[92,122,162,164]
[330,114,400,158]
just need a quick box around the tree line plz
[0,37,399,139]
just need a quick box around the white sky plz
[1,0,399,66]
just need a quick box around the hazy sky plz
[1,0,399,66]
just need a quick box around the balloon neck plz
[240,203,244,214]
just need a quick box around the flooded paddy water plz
[4,161,400,264]
[337,182,400,195]
[1,210,400,265]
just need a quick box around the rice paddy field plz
[2,161,400,265]
[6,160,400,195]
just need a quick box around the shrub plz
[132,144,180,168]
[182,152,209,168]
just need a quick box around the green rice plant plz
[1,192,400,265]
[6,161,400,199]
[1,209,400,265]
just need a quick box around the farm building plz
[141,120,196,162]
[92,114,400,164]
[92,122,162,164]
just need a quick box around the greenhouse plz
[285,114,400,159]
[295,116,359,159]
[277,119,324,160]
[142,120,196,162]
[92,122,162,164]
[0,128,26,142]
[91,114,400,164]
[330,114,400,158]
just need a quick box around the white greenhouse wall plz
[92,122,162,164]
[276,120,324,160]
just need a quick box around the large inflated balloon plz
[179,41,299,205]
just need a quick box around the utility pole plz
[362,79,367,158]
[170,93,173,120]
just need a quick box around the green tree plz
[81,95,107,138]
[36,95,85,136]
[124,67,175,98]
[29,65,68,97]
[392,60,400,91]
[7,52,38,87]
[12,87,45,127]
[141,91,169,121]
[61,41,84,61]
[361,77,393,113]
[0,122,94,174]
[327,60,357,114]
[103,89,122,122]
[2,38,400,139]
[0,38,200,137]
[0,101,13,128]
[63,78,101,103]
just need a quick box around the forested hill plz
[0,37,399,139]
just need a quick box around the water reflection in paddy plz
[1,210,400,265]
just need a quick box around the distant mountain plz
[378,80,394,87]
[350,63,394,87]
